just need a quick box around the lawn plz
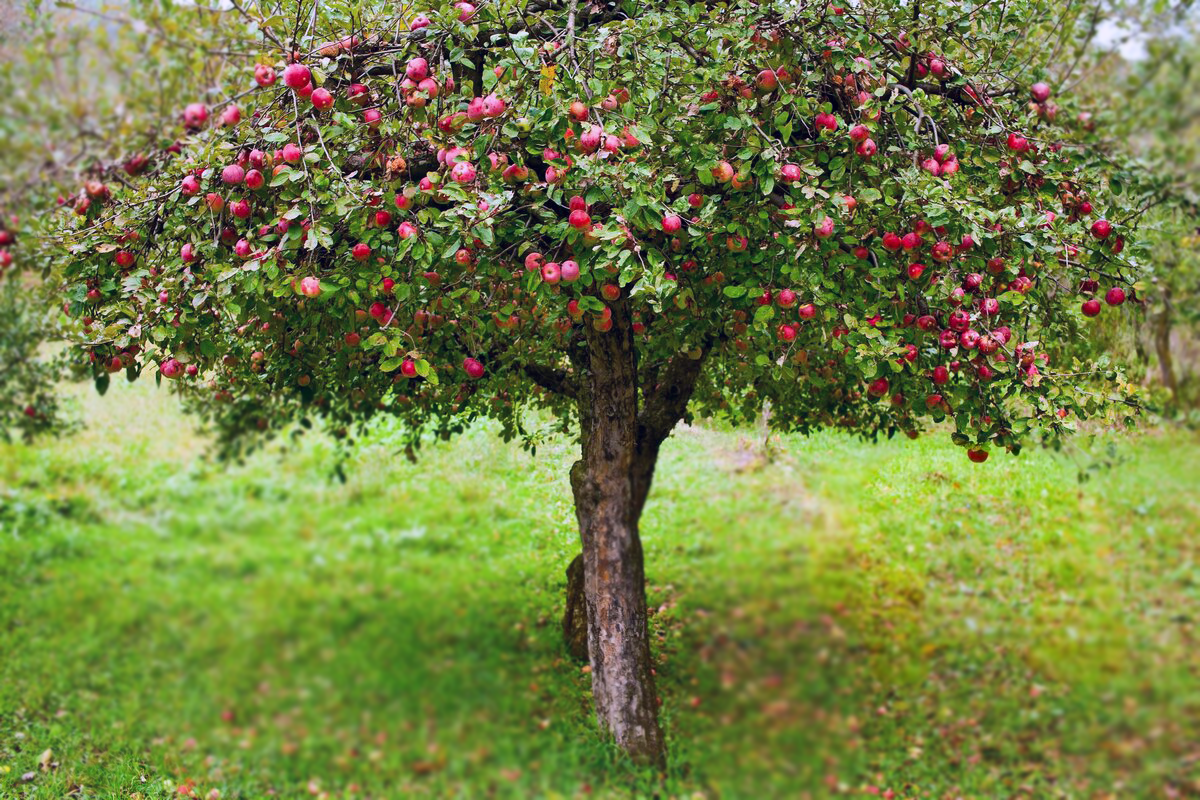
[1,380,1198,799]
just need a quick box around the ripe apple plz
[482,94,506,117]
[181,175,201,196]
[183,102,208,128]
[451,161,477,183]
[967,449,989,463]
[568,209,591,229]
[1081,298,1101,317]
[814,112,838,132]
[160,358,183,379]
[406,57,429,81]
[1105,287,1125,306]
[283,63,311,89]
[560,260,580,282]
[463,357,485,379]
[254,64,277,87]
[1031,82,1051,103]
[299,276,321,297]
[311,88,334,110]
[712,161,735,183]
[1090,219,1112,239]
[455,1,476,22]
[352,243,371,261]
[662,213,682,233]
[541,262,561,284]
[814,216,835,239]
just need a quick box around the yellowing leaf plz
[539,65,557,96]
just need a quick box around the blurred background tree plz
[1070,1,1200,412]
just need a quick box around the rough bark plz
[569,294,664,766]
[558,294,707,766]
[562,554,589,662]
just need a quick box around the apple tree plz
[0,231,73,443]
[46,0,1152,764]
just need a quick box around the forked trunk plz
[556,293,708,766]
[569,298,666,767]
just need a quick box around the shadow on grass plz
[2,383,1199,797]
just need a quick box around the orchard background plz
[1,0,1199,797]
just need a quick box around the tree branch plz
[639,348,706,443]
[524,362,577,399]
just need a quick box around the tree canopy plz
[42,0,1154,463]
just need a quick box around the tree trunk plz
[1155,288,1178,404]
[562,554,589,662]
[568,296,666,767]
[548,291,708,765]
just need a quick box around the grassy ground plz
[1,380,1198,799]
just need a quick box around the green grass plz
[1,379,1198,798]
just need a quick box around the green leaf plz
[753,304,775,325]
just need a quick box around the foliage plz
[2,382,1198,797]
[1116,34,1200,410]
[40,0,1157,463]
[0,250,74,442]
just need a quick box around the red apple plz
[463,357,484,379]
[283,63,311,90]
